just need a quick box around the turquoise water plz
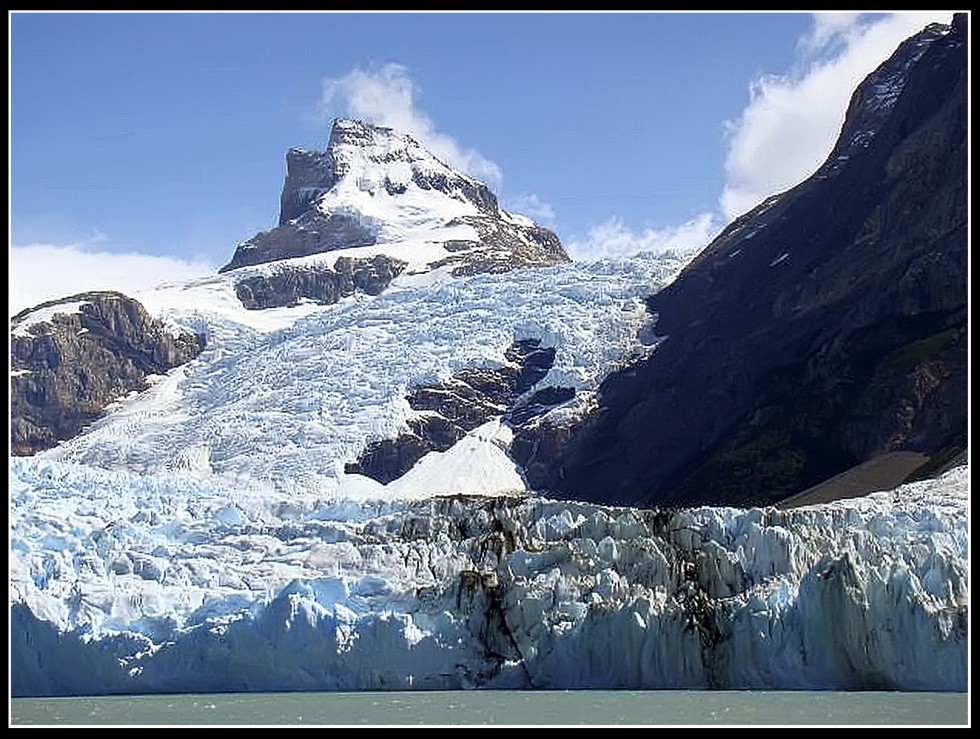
[9,690,970,726]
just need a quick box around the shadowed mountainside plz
[515,14,967,508]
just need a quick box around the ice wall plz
[10,462,968,697]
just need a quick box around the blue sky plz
[8,10,958,315]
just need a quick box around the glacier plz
[10,455,968,696]
[31,249,693,497]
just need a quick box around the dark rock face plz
[346,339,574,484]
[278,147,337,226]
[10,292,205,456]
[234,254,408,310]
[518,14,968,508]
[219,211,378,273]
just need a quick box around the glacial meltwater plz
[9,689,969,726]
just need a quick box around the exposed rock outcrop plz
[10,292,204,455]
[432,214,570,277]
[346,338,574,483]
[234,254,408,310]
[220,210,379,273]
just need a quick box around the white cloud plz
[719,11,953,221]
[565,212,722,262]
[799,12,865,56]
[9,241,215,318]
[504,193,556,224]
[318,62,503,188]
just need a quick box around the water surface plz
[9,690,969,726]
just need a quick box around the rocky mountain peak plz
[328,117,500,215]
[220,117,567,282]
[277,118,498,227]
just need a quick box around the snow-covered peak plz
[328,119,489,194]
[221,118,565,276]
[316,117,499,241]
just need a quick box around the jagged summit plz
[219,117,569,276]
[817,17,958,179]
[279,118,500,225]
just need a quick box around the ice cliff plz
[10,460,968,696]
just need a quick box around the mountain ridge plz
[515,12,968,508]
